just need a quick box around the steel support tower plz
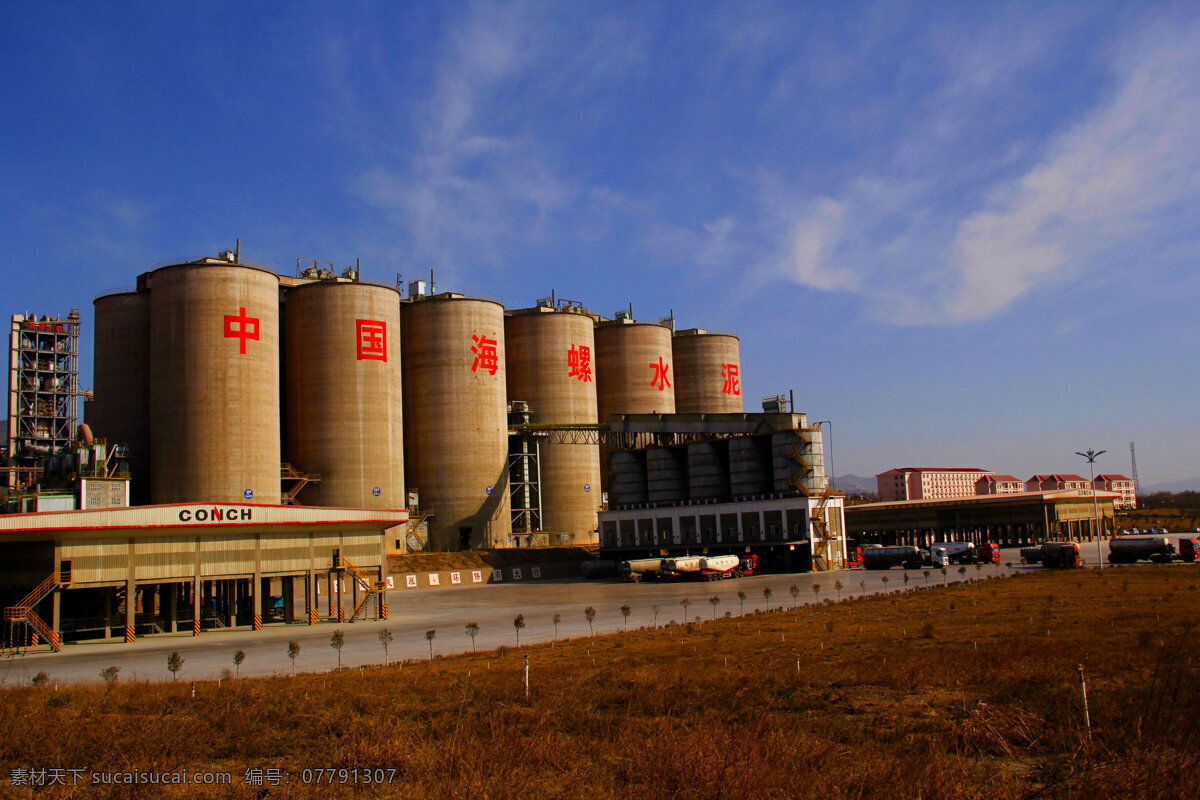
[7,310,80,489]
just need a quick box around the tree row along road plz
[3,558,1023,686]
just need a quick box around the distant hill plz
[833,474,876,494]
[1144,478,1200,493]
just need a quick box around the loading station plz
[599,494,848,572]
[844,489,1119,549]
[0,503,407,651]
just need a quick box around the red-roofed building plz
[975,474,1023,495]
[876,468,992,501]
[1025,474,1090,492]
[1093,474,1136,509]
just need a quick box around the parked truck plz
[618,558,663,582]
[697,555,744,580]
[926,541,978,565]
[1020,545,1044,565]
[1108,537,1174,564]
[1040,541,1081,568]
[1177,538,1198,563]
[861,545,924,570]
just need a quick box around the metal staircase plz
[4,569,71,652]
[788,429,837,571]
[332,554,386,622]
[281,463,321,505]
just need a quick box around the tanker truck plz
[1020,546,1044,565]
[697,555,743,580]
[660,556,704,581]
[618,558,663,583]
[1177,537,1198,562]
[861,545,923,570]
[1108,537,1174,564]
[925,541,978,565]
[1039,541,1081,568]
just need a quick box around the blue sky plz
[3,1,1198,487]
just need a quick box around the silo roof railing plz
[674,328,739,338]
[145,256,282,274]
[93,287,138,300]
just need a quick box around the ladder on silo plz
[3,568,72,652]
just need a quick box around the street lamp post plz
[1076,449,1107,570]
[815,420,834,492]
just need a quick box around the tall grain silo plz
[91,291,151,505]
[148,257,281,504]
[402,295,510,550]
[673,329,742,414]
[284,281,403,509]
[505,307,600,543]
[595,319,675,496]
[594,320,675,421]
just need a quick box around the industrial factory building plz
[597,413,846,571]
[0,503,405,651]
[845,489,1121,549]
[82,252,749,553]
[1,248,781,647]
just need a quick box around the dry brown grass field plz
[2,567,1197,799]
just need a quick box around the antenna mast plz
[1129,442,1141,499]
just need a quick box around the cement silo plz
[402,296,510,550]
[673,329,742,414]
[505,307,600,542]
[594,321,675,421]
[688,440,730,500]
[284,281,403,509]
[647,446,686,504]
[91,291,151,505]
[148,258,281,504]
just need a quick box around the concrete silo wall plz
[285,282,403,509]
[402,297,511,550]
[505,309,601,542]
[594,322,676,421]
[673,332,742,414]
[92,292,151,505]
[148,263,281,504]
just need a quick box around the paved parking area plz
[2,555,1029,686]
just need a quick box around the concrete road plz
[2,556,1026,687]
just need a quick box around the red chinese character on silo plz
[471,334,499,375]
[223,307,260,354]
[567,344,592,382]
[356,319,388,361]
[649,356,671,391]
[722,363,741,395]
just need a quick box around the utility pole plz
[1076,449,1107,570]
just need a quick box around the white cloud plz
[350,2,640,272]
[943,17,1200,322]
[751,13,1200,326]
[784,198,858,291]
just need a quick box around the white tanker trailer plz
[698,555,743,580]
[618,558,664,583]
[660,556,704,580]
